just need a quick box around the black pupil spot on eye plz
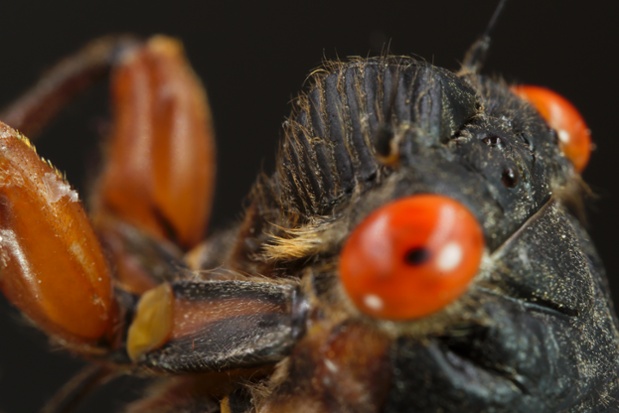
[404,247,430,266]
[501,167,518,187]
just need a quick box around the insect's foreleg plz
[89,36,216,294]
[0,35,217,357]
[0,36,140,138]
[0,122,120,355]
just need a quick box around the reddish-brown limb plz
[0,122,118,350]
[90,37,216,295]
[91,36,215,250]
[0,36,140,138]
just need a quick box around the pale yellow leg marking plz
[220,396,232,413]
[127,283,174,361]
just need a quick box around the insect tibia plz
[126,280,302,373]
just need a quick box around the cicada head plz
[234,54,618,412]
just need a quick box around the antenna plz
[461,0,509,73]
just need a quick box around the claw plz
[0,122,117,349]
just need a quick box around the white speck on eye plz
[436,242,463,272]
[558,129,570,144]
[363,294,384,311]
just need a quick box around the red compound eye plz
[512,85,592,172]
[339,195,484,320]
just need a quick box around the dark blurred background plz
[0,0,617,411]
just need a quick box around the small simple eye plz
[501,167,518,187]
[512,85,592,172]
[338,195,484,320]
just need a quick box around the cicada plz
[0,3,617,413]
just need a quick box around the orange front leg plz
[91,36,216,295]
[92,36,215,251]
[0,35,217,355]
[0,123,118,352]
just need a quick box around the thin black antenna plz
[462,0,509,73]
